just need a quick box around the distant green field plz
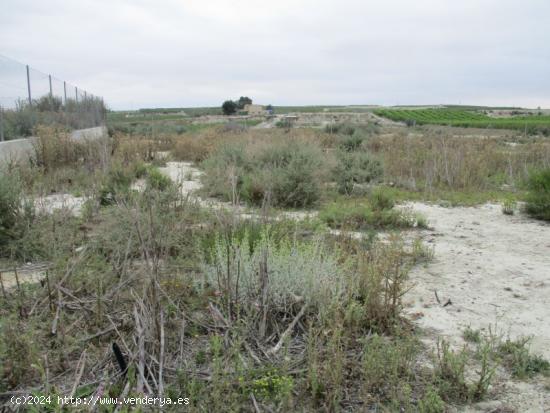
[374,108,550,135]
[106,110,263,135]
[110,105,378,120]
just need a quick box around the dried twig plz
[134,306,146,393]
[158,310,165,399]
[69,351,87,398]
[259,249,269,339]
[0,271,6,299]
[250,392,261,413]
[51,290,62,336]
[178,318,186,364]
[267,304,307,355]
[434,289,441,304]
[80,325,116,342]
[208,302,229,327]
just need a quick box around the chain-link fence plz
[0,54,106,141]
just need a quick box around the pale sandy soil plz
[0,262,49,289]
[33,193,86,216]
[404,202,550,412]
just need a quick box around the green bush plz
[497,337,550,378]
[99,163,133,205]
[146,167,172,191]
[201,232,344,318]
[418,386,445,413]
[319,202,418,230]
[319,189,426,230]
[333,150,383,195]
[370,187,395,211]
[361,334,417,392]
[339,133,364,152]
[269,153,321,208]
[202,140,323,208]
[324,123,356,135]
[524,168,550,220]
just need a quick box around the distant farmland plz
[374,108,550,135]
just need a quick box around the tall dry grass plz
[368,131,550,191]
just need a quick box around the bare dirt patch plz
[34,193,86,216]
[404,202,550,411]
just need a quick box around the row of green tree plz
[222,96,253,115]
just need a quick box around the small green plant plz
[361,334,417,394]
[133,161,149,178]
[370,187,395,211]
[411,237,434,263]
[434,338,495,403]
[501,199,516,215]
[417,386,445,413]
[99,163,133,205]
[319,201,421,230]
[434,340,470,402]
[250,372,293,402]
[146,167,172,191]
[463,327,482,344]
[524,168,550,221]
[497,337,550,378]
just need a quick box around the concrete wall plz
[0,126,107,164]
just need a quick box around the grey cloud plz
[1,0,549,109]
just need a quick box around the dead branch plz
[158,310,165,399]
[267,304,307,355]
[208,302,229,327]
[69,351,87,398]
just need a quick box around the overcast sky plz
[1,0,549,110]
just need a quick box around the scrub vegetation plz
[1,113,549,412]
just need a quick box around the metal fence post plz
[26,65,32,105]
[75,86,78,103]
[63,81,67,104]
[49,75,53,98]
[0,106,4,142]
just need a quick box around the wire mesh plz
[0,54,105,141]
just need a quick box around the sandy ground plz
[33,193,86,216]
[404,202,550,412]
[404,202,550,358]
[0,262,49,289]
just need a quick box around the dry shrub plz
[369,132,550,191]
[112,132,155,164]
[32,125,110,172]
[353,237,412,330]
[172,134,213,162]
[171,125,252,162]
